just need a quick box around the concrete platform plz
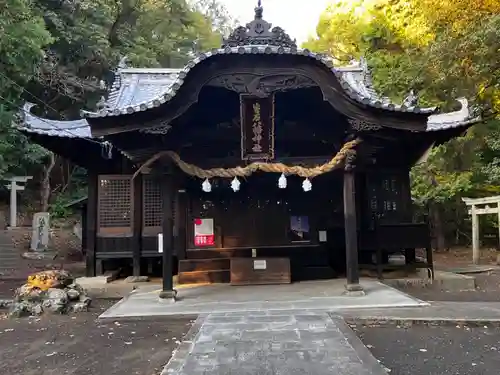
[99,279,428,319]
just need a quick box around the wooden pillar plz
[132,174,143,276]
[174,189,187,260]
[160,173,177,300]
[85,172,98,277]
[471,204,480,264]
[343,151,364,295]
[497,204,500,251]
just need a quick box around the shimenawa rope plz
[132,138,362,180]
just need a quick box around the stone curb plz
[343,316,500,328]
[97,313,199,323]
[160,314,207,375]
[330,315,389,375]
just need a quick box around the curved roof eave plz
[81,45,438,119]
[16,103,136,163]
[426,98,481,131]
[18,103,91,138]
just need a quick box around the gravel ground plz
[355,323,500,375]
[0,299,194,375]
[396,270,500,302]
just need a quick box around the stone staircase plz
[0,230,45,280]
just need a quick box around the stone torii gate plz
[462,196,500,264]
[5,176,33,228]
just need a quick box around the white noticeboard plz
[319,230,327,243]
[158,233,163,253]
[253,260,267,270]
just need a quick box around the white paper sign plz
[253,260,267,270]
[158,233,163,253]
[319,231,327,243]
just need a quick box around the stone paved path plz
[163,310,387,375]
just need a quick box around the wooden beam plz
[462,197,500,264]
[174,189,187,260]
[468,207,500,215]
[159,172,177,300]
[132,174,143,276]
[471,205,480,264]
[463,196,500,205]
[85,172,98,276]
[343,164,363,294]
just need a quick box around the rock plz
[124,276,150,283]
[66,288,80,301]
[9,302,31,318]
[15,284,44,302]
[47,288,68,302]
[43,288,69,314]
[67,283,84,292]
[71,302,88,313]
[0,299,13,309]
[30,303,43,316]
[8,277,90,317]
[27,270,73,291]
[79,295,92,308]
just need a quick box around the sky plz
[219,0,332,44]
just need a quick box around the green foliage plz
[0,0,53,178]
[0,0,233,210]
[307,0,500,246]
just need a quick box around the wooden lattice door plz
[97,175,134,236]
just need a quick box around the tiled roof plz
[82,47,438,119]
[103,68,181,113]
[18,103,91,138]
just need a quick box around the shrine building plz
[17,3,479,297]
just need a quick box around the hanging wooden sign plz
[240,94,275,161]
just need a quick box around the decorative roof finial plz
[221,1,297,48]
[254,0,263,19]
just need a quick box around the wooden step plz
[178,258,230,272]
[186,249,250,259]
[177,270,230,285]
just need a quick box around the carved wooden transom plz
[208,74,316,96]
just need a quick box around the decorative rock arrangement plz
[9,270,91,317]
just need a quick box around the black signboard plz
[240,94,275,161]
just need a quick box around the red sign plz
[194,218,214,247]
[194,235,215,246]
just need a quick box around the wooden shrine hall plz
[18,3,479,298]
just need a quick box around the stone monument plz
[30,212,50,252]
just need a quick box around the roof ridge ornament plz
[221,1,297,48]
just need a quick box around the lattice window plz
[368,174,403,223]
[97,175,133,236]
[143,176,162,235]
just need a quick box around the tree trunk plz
[430,203,446,251]
[40,153,56,212]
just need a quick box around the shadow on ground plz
[394,270,500,302]
[354,323,500,375]
[0,300,194,375]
